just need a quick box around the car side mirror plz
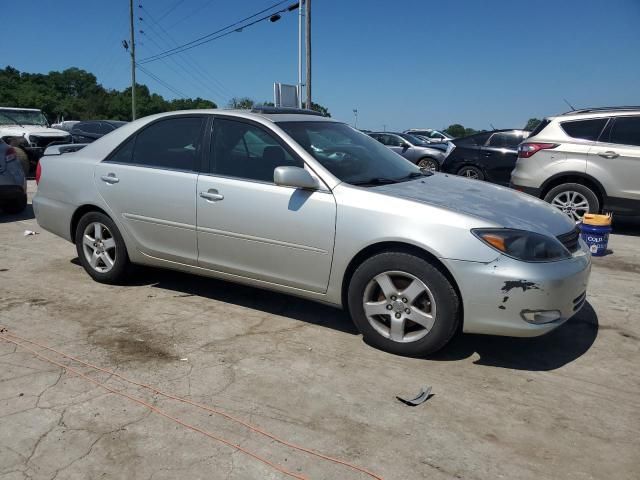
[402,143,410,152]
[274,166,320,190]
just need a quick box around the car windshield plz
[398,133,429,145]
[278,121,427,185]
[0,109,48,126]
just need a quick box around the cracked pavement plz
[0,182,639,479]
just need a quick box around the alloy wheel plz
[418,159,437,172]
[550,191,590,221]
[362,271,436,343]
[460,168,479,179]
[82,222,117,273]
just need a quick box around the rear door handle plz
[100,174,119,184]
[598,151,619,159]
[199,190,224,202]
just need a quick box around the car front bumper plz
[444,241,591,337]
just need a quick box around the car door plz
[94,115,206,265]
[196,116,336,293]
[587,115,640,214]
[480,132,523,185]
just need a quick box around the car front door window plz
[211,118,302,183]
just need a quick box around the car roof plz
[0,107,41,112]
[77,120,127,125]
[134,108,337,124]
[552,106,640,121]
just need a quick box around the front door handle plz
[199,190,224,202]
[100,174,119,184]
[598,151,619,159]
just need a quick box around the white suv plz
[511,107,640,220]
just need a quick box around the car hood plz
[372,173,576,236]
[1,125,70,137]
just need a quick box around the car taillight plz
[36,161,42,184]
[518,143,558,158]
[5,147,16,163]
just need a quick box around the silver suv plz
[511,107,640,220]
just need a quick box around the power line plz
[136,63,189,98]
[156,0,186,23]
[169,0,218,30]
[138,1,292,64]
[138,4,235,100]
[139,25,227,103]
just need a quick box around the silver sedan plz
[368,132,446,171]
[33,108,591,356]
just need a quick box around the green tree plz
[0,66,217,122]
[310,102,331,117]
[524,118,542,131]
[444,124,466,138]
[227,97,255,109]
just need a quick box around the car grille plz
[30,135,71,149]
[572,291,587,312]
[557,227,581,253]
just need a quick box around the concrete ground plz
[0,181,638,480]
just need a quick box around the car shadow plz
[72,262,359,335]
[429,301,599,371]
[612,217,640,237]
[71,260,599,367]
[0,204,35,223]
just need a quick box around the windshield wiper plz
[350,177,399,186]
[351,171,431,186]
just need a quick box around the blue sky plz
[4,0,640,131]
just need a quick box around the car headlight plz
[472,228,571,262]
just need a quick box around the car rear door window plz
[211,118,302,183]
[560,118,608,141]
[607,116,640,147]
[82,122,102,134]
[455,132,490,146]
[133,116,204,171]
[487,132,520,148]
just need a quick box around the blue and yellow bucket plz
[579,213,612,257]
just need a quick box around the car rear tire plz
[417,157,438,172]
[457,165,484,180]
[347,251,460,357]
[14,147,30,175]
[75,211,129,284]
[2,194,27,214]
[544,183,599,221]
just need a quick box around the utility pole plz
[129,0,136,120]
[298,0,303,108]
[305,0,311,109]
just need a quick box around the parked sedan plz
[404,129,454,143]
[368,132,445,171]
[34,108,590,357]
[442,129,530,186]
[70,120,127,143]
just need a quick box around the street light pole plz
[305,0,311,109]
[129,0,136,120]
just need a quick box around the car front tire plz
[75,211,129,284]
[417,157,439,172]
[347,251,460,357]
